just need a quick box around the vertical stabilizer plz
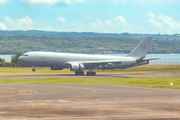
[127,37,153,58]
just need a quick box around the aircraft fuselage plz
[19,52,139,70]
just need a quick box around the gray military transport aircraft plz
[19,37,157,76]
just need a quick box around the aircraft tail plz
[127,37,153,58]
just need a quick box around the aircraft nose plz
[19,56,24,61]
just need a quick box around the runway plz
[0,73,180,79]
[0,84,180,120]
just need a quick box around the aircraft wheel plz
[87,71,96,76]
[86,72,90,75]
[80,71,84,75]
[92,72,96,75]
[75,71,80,75]
[75,71,84,75]
[32,68,36,72]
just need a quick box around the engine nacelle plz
[51,67,63,70]
[69,63,85,71]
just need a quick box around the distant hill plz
[0,30,180,39]
[0,30,180,54]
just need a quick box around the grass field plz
[0,77,180,89]
[0,65,180,90]
[0,65,180,75]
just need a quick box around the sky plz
[0,0,180,34]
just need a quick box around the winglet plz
[127,37,153,58]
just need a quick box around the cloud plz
[90,19,114,30]
[132,0,180,5]
[98,0,125,2]
[0,22,6,30]
[137,2,145,8]
[0,0,9,4]
[115,16,128,25]
[74,0,84,2]
[18,16,33,25]
[91,19,103,29]
[149,19,163,29]
[86,16,91,20]
[148,14,180,34]
[40,26,54,31]
[71,22,84,28]
[22,0,71,4]
[4,16,34,30]
[147,12,155,18]
[57,17,66,22]
[4,16,13,23]
[159,15,180,29]
[105,20,114,28]
[88,16,132,33]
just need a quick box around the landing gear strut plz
[75,71,84,75]
[32,66,36,72]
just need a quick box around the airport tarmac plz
[0,84,180,120]
[0,73,180,79]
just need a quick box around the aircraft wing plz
[69,60,123,64]
[67,60,123,68]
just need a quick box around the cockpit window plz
[23,54,28,56]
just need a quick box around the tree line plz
[0,52,30,67]
[0,36,180,54]
[0,30,180,39]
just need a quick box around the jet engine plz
[70,63,85,71]
[50,67,63,70]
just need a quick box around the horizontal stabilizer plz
[143,58,160,61]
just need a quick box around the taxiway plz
[0,84,180,120]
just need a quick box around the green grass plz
[0,77,180,89]
[0,65,180,75]
[0,65,180,90]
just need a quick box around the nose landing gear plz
[32,66,36,72]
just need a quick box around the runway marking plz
[47,84,96,99]
[73,102,90,103]
[0,87,18,98]
[73,88,96,98]
[23,101,36,103]
[58,100,69,103]
[26,89,37,94]
[95,99,100,100]
[172,106,180,116]
[172,106,180,110]
[30,103,46,108]
[0,86,37,99]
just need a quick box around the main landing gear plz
[32,66,36,72]
[86,71,96,76]
[74,71,96,76]
[75,71,84,75]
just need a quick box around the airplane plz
[19,37,158,75]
